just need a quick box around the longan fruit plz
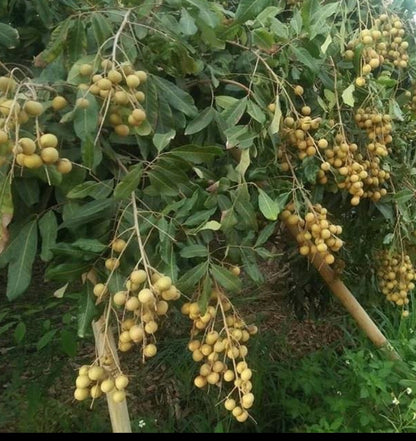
[115,375,129,390]
[40,147,59,164]
[143,343,157,358]
[125,296,140,311]
[79,64,93,76]
[112,390,126,403]
[107,70,122,84]
[52,96,68,111]
[19,138,36,155]
[56,158,72,174]
[74,388,89,401]
[194,375,207,388]
[126,74,140,89]
[24,100,43,116]
[75,375,91,389]
[131,108,146,122]
[114,124,129,137]
[100,378,115,393]
[23,154,43,169]
[113,291,127,306]
[301,106,311,116]
[294,85,304,96]
[88,366,105,381]
[138,288,154,304]
[39,133,58,149]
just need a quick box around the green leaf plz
[210,264,242,293]
[170,145,223,163]
[67,179,114,199]
[185,107,215,135]
[255,222,276,247]
[35,19,71,65]
[72,238,106,253]
[291,46,322,74]
[114,164,143,199]
[185,0,220,28]
[241,249,264,284]
[222,97,247,126]
[180,244,209,258]
[176,261,209,293]
[6,220,38,300]
[60,329,77,357]
[258,188,279,221]
[235,0,273,23]
[91,12,113,47]
[394,189,414,205]
[290,9,302,34]
[0,23,19,49]
[39,211,58,262]
[14,322,26,344]
[252,28,274,50]
[153,76,197,117]
[13,178,40,207]
[37,329,57,351]
[247,100,266,124]
[60,199,114,230]
[342,84,355,107]
[81,138,102,171]
[67,18,86,64]
[74,91,99,142]
[302,157,320,183]
[198,275,212,315]
[179,8,198,35]
[46,262,91,282]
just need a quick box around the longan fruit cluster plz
[354,108,393,157]
[281,203,343,265]
[0,73,72,173]
[74,363,129,404]
[279,108,322,166]
[14,133,72,173]
[92,237,180,360]
[345,14,408,86]
[77,59,147,137]
[376,251,415,308]
[182,288,257,423]
[316,131,388,205]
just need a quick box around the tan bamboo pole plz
[285,222,400,360]
[92,316,132,433]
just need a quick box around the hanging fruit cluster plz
[345,14,408,86]
[74,363,130,404]
[0,73,72,173]
[77,59,147,137]
[279,108,323,164]
[280,203,343,266]
[92,237,180,360]
[181,286,257,423]
[376,251,415,308]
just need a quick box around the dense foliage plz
[1,0,416,431]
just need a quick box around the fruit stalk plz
[284,222,400,360]
[92,316,132,433]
